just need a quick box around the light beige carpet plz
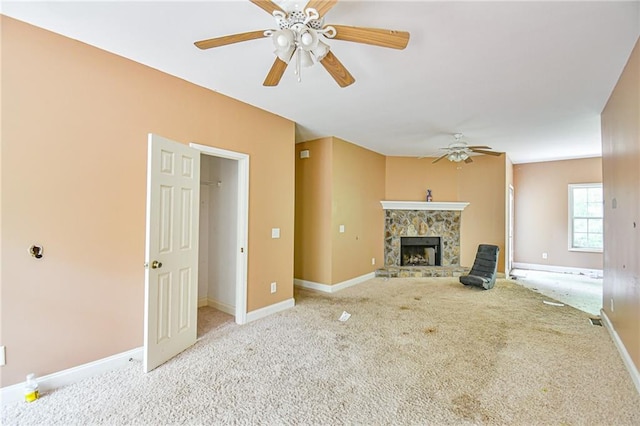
[3,278,639,425]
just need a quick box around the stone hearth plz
[377,265,468,278]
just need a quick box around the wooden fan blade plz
[329,25,410,50]
[195,30,267,50]
[432,153,449,164]
[263,57,290,86]
[464,156,474,163]
[249,0,285,15]
[470,149,503,156]
[320,51,355,87]
[306,0,338,18]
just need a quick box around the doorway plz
[144,137,249,372]
[508,185,514,273]
[191,143,249,325]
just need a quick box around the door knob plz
[151,260,163,269]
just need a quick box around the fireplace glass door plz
[400,237,441,266]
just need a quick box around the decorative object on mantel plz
[426,189,433,202]
[380,201,469,211]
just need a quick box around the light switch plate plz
[339,225,345,233]
[271,228,280,239]
[0,346,5,366]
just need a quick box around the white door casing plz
[144,134,200,372]
[508,185,514,273]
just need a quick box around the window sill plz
[569,247,603,253]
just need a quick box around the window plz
[568,183,603,252]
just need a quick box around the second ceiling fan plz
[194,0,410,87]
[432,133,504,164]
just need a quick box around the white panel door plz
[144,134,200,372]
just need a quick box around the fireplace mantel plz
[380,201,469,211]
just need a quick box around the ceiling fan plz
[194,0,410,88]
[432,133,504,164]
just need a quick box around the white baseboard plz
[294,278,329,292]
[294,272,375,293]
[601,310,640,395]
[1,347,142,405]
[512,262,603,277]
[198,297,235,316]
[207,298,235,316]
[245,298,295,323]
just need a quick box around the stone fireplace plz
[378,201,469,277]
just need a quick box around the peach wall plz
[601,37,640,372]
[294,137,385,286]
[294,138,333,284]
[457,156,507,270]
[384,157,458,202]
[1,17,294,386]
[384,156,507,270]
[513,158,603,270]
[331,138,385,284]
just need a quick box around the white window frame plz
[568,183,603,253]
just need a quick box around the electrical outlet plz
[371,258,376,265]
[542,252,548,259]
[0,346,5,366]
[339,225,345,233]
[270,282,277,294]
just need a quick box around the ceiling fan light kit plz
[448,151,470,163]
[194,0,410,87]
[265,7,336,81]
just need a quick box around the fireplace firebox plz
[400,237,441,266]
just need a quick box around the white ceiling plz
[2,0,639,163]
